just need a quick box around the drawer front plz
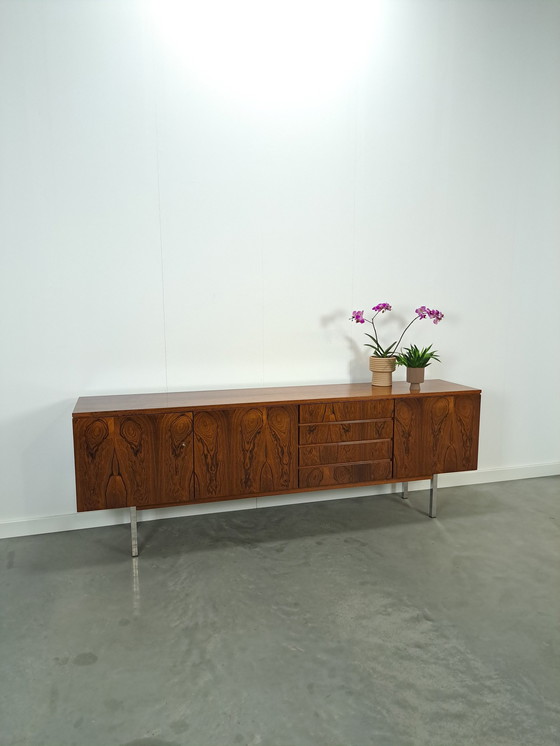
[299,460,392,488]
[299,419,393,445]
[299,439,392,467]
[300,400,393,424]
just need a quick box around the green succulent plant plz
[395,344,441,368]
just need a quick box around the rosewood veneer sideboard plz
[72,380,481,556]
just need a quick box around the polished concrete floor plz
[1,476,559,746]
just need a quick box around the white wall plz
[1,0,559,537]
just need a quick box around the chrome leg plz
[429,475,438,518]
[132,557,141,616]
[130,507,138,557]
[402,482,409,500]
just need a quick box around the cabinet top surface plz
[73,380,481,417]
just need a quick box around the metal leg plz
[130,507,138,557]
[429,474,438,518]
[402,482,409,500]
[131,557,141,616]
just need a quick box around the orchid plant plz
[350,303,444,358]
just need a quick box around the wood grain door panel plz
[193,410,232,499]
[75,412,196,510]
[194,405,298,499]
[74,417,120,511]
[393,398,424,478]
[266,405,298,491]
[157,413,195,504]
[114,415,157,506]
[231,406,297,495]
[423,395,480,474]
[394,395,481,478]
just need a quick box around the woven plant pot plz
[369,356,397,387]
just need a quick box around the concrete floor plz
[1,477,559,746]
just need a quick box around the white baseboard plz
[436,462,560,487]
[1,462,558,540]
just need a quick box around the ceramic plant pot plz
[406,366,425,392]
[406,367,425,385]
[369,356,397,387]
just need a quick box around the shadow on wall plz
[346,335,371,382]
[19,400,77,520]
[319,308,370,382]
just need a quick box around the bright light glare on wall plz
[148,0,379,110]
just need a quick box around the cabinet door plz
[231,406,297,495]
[74,412,195,510]
[393,394,480,479]
[74,415,151,510]
[115,413,195,506]
[113,415,157,507]
[193,406,297,500]
[156,413,195,504]
[74,417,126,511]
[193,410,232,499]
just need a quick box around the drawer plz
[299,439,392,467]
[300,399,393,424]
[299,460,392,488]
[299,419,393,445]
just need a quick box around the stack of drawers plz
[298,400,394,488]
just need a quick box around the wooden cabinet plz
[73,380,481,514]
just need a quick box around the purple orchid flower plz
[416,306,444,324]
[350,302,445,357]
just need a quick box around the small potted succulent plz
[396,344,441,389]
[350,303,444,387]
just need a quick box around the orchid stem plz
[392,316,419,354]
[370,311,380,348]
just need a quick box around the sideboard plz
[73,380,481,556]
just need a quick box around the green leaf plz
[363,334,383,354]
[395,343,441,367]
